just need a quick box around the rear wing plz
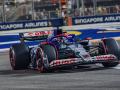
[19,31,53,42]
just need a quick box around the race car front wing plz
[49,54,118,68]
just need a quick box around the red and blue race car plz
[9,29,120,72]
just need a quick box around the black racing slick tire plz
[101,38,120,67]
[41,44,57,63]
[36,44,57,72]
[9,43,30,70]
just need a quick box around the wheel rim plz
[36,48,44,72]
[37,58,44,72]
[9,48,15,69]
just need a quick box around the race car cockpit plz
[50,29,74,49]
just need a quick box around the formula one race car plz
[9,29,120,72]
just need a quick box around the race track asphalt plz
[0,52,120,90]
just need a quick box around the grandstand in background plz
[0,0,119,22]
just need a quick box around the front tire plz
[36,44,57,72]
[41,44,57,63]
[36,47,47,72]
[101,38,119,67]
[102,61,119,67]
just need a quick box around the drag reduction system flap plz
[19,31,52,41]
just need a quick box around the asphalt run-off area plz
[0,52,120,90]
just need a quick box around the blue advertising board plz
[0,14,120,51]
[0,18,63,31]
[0,14,120,31]
[72,14,120,25]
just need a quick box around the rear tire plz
[101,38,119,67]
[9,43,30,70]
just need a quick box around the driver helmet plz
[55,29,69,43]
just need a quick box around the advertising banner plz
[0,14,120,51]
[0,19,63,31]
[73,14,120,25]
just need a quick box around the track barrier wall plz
[0,14,120,51]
